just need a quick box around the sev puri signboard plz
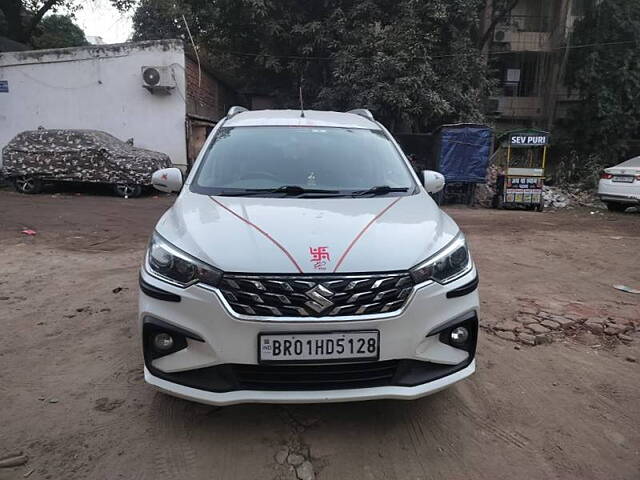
[508,132,549,147]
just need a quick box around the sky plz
[72,0,135,44]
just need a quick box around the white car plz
[139,107,479,405]
[598,156,640,212]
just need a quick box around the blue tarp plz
[437,125,492,183]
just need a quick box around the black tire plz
[113,184,142,198]
[605,202,628,212]
[13,176,43,194]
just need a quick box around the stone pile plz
[543,185,605,209]
[473,164,499,207]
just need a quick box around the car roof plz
[223,109,381,130]
[19,129,115,137]
[12,129,121,145]
[6,129,130,153]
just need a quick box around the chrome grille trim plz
[219,272,415,318]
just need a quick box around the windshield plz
[191,126,417,197]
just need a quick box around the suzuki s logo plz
[304,284,335,314]
[309,246,330,270]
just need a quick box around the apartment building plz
[486,0,589,130]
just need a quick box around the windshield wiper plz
[352,185,410,197]
[217,185,341,197]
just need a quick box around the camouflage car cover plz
[1,129,172,185]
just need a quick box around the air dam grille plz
[219,273,414,317]
[234,360,399,390]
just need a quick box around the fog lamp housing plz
[429,312,478,355]
[153,332,174,351]
[450,326,469,345]
[142,317,203,363]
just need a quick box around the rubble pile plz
[472,166,604,210]
[543,186,569,208]
[473,164,499,207]
[543,185,605,209]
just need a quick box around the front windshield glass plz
[192,126,416,197]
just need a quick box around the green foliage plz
[133,0,493,131]
[565,0,640,163]
[132,0,192,42]
[32,14,88,49]
[0,1,127,45]
[314,1,492,130]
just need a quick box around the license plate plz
[259,331,379,363]
[612,175,634,183]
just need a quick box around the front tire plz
[14,176,43,194]
[113,184,142,198]
[605,202,628,212]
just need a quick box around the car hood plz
[155,190,460,274]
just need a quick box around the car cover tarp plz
[1,129,171,185]
[436,125,492,183]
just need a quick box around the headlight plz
[410,234,472,284]
[146,232,222,288]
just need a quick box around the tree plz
[478,0,520,50]
[31,14,88,49]
[565,0,640,161]
[132,0,195,42]
[313,1,493,130]
[0,0,134,45]
[133,0,494,131]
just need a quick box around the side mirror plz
[152,167,183,193]
[421,170,445,193]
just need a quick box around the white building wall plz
[0,40,188,168]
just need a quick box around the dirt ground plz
[1,186,639,480]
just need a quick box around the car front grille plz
[234,360,399,390]
[219,273,414,317]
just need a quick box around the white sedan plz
[598,156,640,212]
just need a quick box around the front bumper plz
[144,360,476,405]
[139,267,480,405]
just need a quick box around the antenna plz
[299,85,305,118]
[182,14,201,88]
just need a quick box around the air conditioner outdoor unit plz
[493,29,508,42]
[141,66,175,92]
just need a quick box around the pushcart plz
[493,129,549,212]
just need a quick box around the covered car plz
[1,129,172,197]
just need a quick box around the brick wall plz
[186,57,223,120]
[185,55,240,166]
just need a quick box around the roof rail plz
[346,109,374,122]
[227,106,248,118]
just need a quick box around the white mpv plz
[139,107,479,405]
